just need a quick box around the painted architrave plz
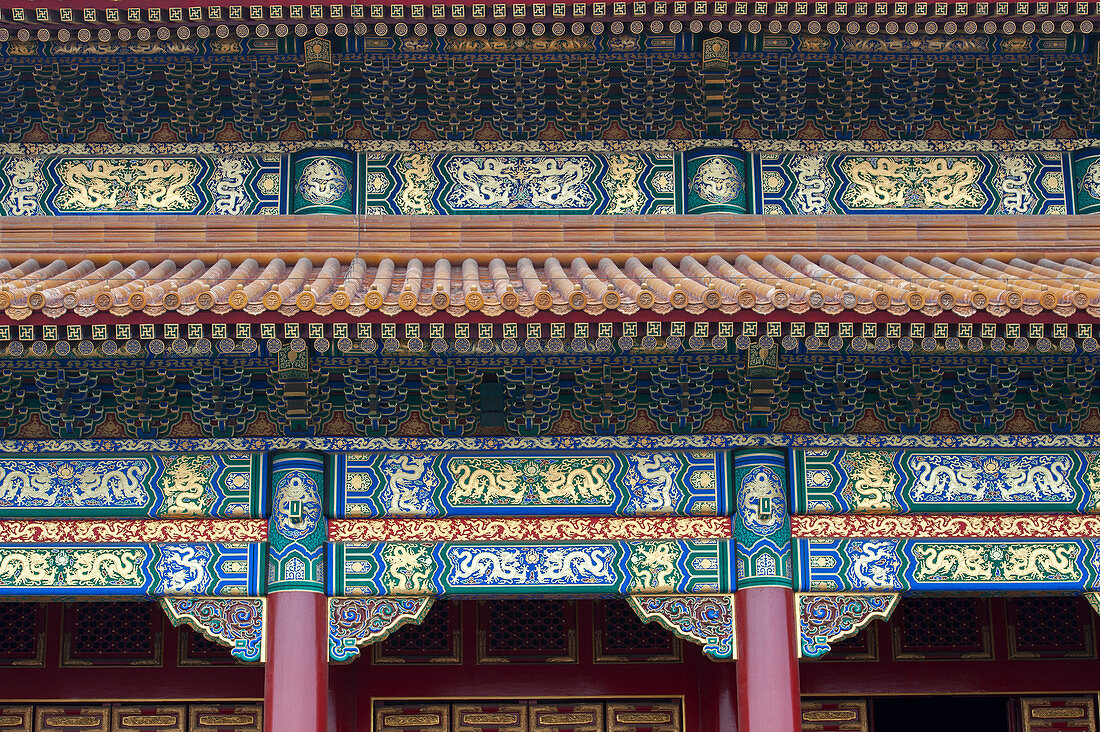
[733,449,792,589]
[329,451,726,518]
[795,538,1098,592]
[328,539,734,596]
[756,152,1071,215]
[796,593,899,659]
[268,452,326,593]
[628,594,736,660]
[161,596,266,663]
[0,542,264,596]
[328,596,434,663]
[364,153,676,216]
[0,453,267,518]
[1,156,280,216]
[792,449,1100,514]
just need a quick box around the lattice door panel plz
[1021,697,1098,732]
[800,699,870,732]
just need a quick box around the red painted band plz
[265,591,328,732]
[735,586,800,732]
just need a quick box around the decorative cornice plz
[4,3,1095,39]
[160,596,266,662]
[4,433,1100,453]
[328,596,434,662]
[628,594,736,660]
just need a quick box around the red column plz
[735,586,800,732]
[265,591,328,732]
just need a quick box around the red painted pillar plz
[265,591,328,732]
[733,449,799,732]
[266,453,329,732]
[735,586,800,732]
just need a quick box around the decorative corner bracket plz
[1085,592,1100,618]
[160,597,266,663]
[797,593,899,659]
[627,594,736,661]
[328,596,435,663]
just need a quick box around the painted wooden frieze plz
[755,153,1070,215]
[330,451,725,517]
[328,539,733,596]
[793,449,1100,514]
[0,453,267,518]
[1,156,280,216]
[0,542,264,596]
[363,153,676,215]
[795,538,1100,592]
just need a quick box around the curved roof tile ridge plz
[1,251,1100,321]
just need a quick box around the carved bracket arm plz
[627,594,736,660]
[328,596,435,663]
[160,597,266,663]
[797,593,899,659]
